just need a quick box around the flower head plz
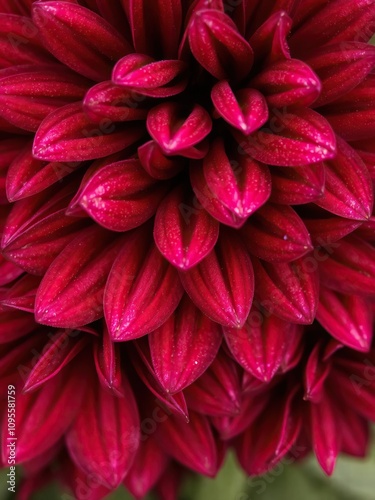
[1,0,375,498]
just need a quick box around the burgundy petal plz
[311,393,339,475]
[180,230,254,328]
[0,14,53,68]
[1,359,86,464]
[0,64,89,131]
[252,256,319,324]
[190,139,271,228]
[113,54,188,98]
[317,286,373,352]
[318,235,375,296]
[148,295,222,393]
[315,137,373,221]
[156,411,219,477]
[188,9,253,81]
[32,1,131,81]
[66,373,140,489]
[241,204,313,262]
[237,107,336,167]
[138,140,186,180]
[83,80,149,122]
[224,311,302,382]
[290,0,375,56]
[33,102,145,162]
[0,274,40,312]
[93,324,123,397]
[146,102,212,159]
[128,0,182,59]
[307,42,375,107]
[76,158,168,232]
[23,330,90,392]
[211,81,268,135]
[35,226,123,327]
[250,58,321,108]
[154,184,220,270]
[269,163,325,205]
[304,342,331,403]
[249,11,292,64]
[104,226,184,341]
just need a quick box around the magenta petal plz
[1,359,86,464]
[224,312,302,382]
[66,374,140,489]
[250,58,321,108]
[304,342,331,403]
[0,64,89,131]
[113,54,188,97]
[315,138,373,221]
[123,438,169,499]
[307,42,375,107]
[0,14,53,68]
[0,274,40,313]
[146,102,212,159]
[190,139,271,228]
[156,411,219,477]
[35,226,123,327]
[249,11,292,64]
[138,140,186,180]
[148,295,222,393]
[319,235,375,296]
[188,9,253,81]
[270,163,325,205]
[32,1,132,81]
[104,226,184,341]
[23,330,90,392]
[33,102,145,162]
[311,394,339,475]
[241,204,313,263]
[317,286,373,352]
[76,158,168,232]
[179,229,254,328]
[154,185,219,269]
[211,82,268,135]
[94,324,123,397]
[253,256,319,324]
[237,107,336,167]
[83,80,149,122]
[128,0,182,59]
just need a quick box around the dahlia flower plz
[0,0,375,498]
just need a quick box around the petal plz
[318,235,375,296]
[317,286,373,352]
[269,163,325,205]
[146,102,212,159]
[66,374,140,489]
[237,107,336,167]
[0,274,40,312]
[179,229,254,328]
[188,9,253,81]
[156,411,219,477]
[154,184,220,270]
[224,311,302,382]
[94,324,123,397]
[148,295,222,393]
[211,81,268,135]
[190,139,271,228]
[83,80,149,122]
[307,42,375,107]
[0,64,89,131]
[304,342,331,403]
[250,58,321,108]
[128,0,182,59]
[249,11,292,64]
[113,54,188,98]
[35,226,123,327]
[1,358,86,464]
[76,158,168,232]
[252,256,319,324]
[241,204,313,262]
[32,1,131,81]
[138,140,186,180]
[311,394,339,475]
[315,138,373,221]
[104,226,184,341]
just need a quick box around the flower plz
[0,0,375,498]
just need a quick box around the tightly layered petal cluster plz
[1,0,375,498]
